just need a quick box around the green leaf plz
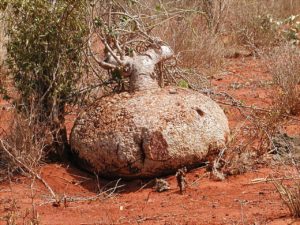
[93,18,103,27]
[155,4,162,12]
[178,80,189,88]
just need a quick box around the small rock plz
[155,178,170,192]
[168,88,177,94]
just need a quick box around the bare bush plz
[267,43,300,115]
[0,109,50,180]
[223,108,284,175]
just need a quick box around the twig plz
[134,179,154,193]
[195,88,300,122]
[190,172,209,186]
[101,37,124,66]
[94,172,101,193]
[87,35,116,70]
[40,179,124,205]
[104,178,122,199]
[215,147,227,168]
[136,215,160,223]
[239,200,247,225]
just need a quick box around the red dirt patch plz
[0,164,296,225]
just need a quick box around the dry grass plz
[162,23,226,74]
[226,0,300,50]
[154,0,300,79]
[155,1,227,72]
[0,110,49,181]
[1,0,298,86]
[273,180,300,218]
[151,0,228,89]
[0,12,7,97]
[0,187,40,225]
[267,43,300,115]
[222,108,284,175]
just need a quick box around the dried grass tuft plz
[267,43,300,115]
[273,180,300,218]
[0,110,50,180]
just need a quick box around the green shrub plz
[2,0,88,156]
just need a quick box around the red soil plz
[1,57,300,225]
[0,164,297,225]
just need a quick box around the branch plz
[114,37,125,60]
[159,45,174,61]
[101,37,124,66]
[144,45,174,64]
[87,38,116,70]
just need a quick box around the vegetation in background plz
[226,0,300,49]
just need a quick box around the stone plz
[70,86,229,179]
